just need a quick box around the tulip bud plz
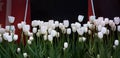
[78,15,84,22]
[8,16,15,23]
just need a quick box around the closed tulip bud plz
[75,22,81,29]
[41,26,47,34]
[32,27,37,33]
[82,37,86,42]
[17,48,21,53]
[104,18,109,24]
[55,21,59,27]
[8,16,15,23]
[89,16,96,23]
[114,40,119,46]
[114,17,120,25]
[63,20,69,27]
[67,28,71,35]
[3,32,9,40]
[117,25,120,32]
[43,35,47,41]
[97,54,100,58]
[27,40,32,45]
[29,36,34,41]
[97,25,102,31]
[10,25,15,32]
[23,52,28,58]
[98,32,103,39]
[48,35,53,43]
[7,35,13,42]
[0,28,5,34]
[101,27,107,34]
[64,42,68,49]
[23,25,30,32]
[78,15,84,22]
[50,30,57,37]
[17,23,22,29]
[13,34,18,41]
[77,28,84,36]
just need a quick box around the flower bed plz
[0,15,120,58]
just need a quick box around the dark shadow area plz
[93,0,120,19]
[31,0,88,23]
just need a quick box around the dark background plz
[31,0,88,23]
[93,0,120,19]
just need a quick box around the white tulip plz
[36,32,40,37]
[41,26,47,34]
[67,28,71,35]
[31,20,39,27]
[29,36,34,41]
[78,15,84,22]
[3,32,9,40]
[117,25,120,32]
[109,20,114,27]
[23,52,28,58]
[83,24,88,27]
[82,37,86,42]
[104,18,109,24]
[97,54,100,58]
[43,35,47,41]
[17,23,22,29]
[0,28,5,34]
[59,23,64,29]
[83,27,88,33]
[17,48,21,53]
[23,25,30,32]
[111,24,116,31]
[28,32,33,37]
[13,34,18,41]
[75,22,81,29]
[89,16,96,23]
[62,28,66,34]
[32,27,37,33]
[63,20,69,27]
[50,30,57,37]
[114,40,119,46]
[77,28,84,36]
[27,39,32,45]
[72,27,77,32]
[10,25,15,32]
[48,20,54,24]
[101,27,107,34]
[114,17,120,25]
[8,16,15,23]
[97,25,102,31]
[7,35,13,42]
[98,32,103,39]
[55,21,59,27]
[100,21,105,27]
[21,21,26,28]
[48,35,53,43]
[64,42,68,49]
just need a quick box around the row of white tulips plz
[0,15,120,58]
